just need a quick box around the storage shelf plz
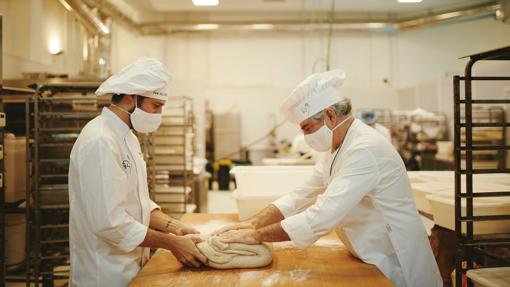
[453,46,510,287]
[145,97,195,215]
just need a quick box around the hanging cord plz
[217,120,287,161]
[325,0,336,71]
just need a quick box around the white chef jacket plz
[273,119,442,287]
[68,107,159,287]
[374,123,391,142]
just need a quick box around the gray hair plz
[311,98,352,121]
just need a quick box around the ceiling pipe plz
[399,4,500,30]
[59,0,110,35]
[81,0,140,33]
[67,1,502,35]
[59,0,112,78]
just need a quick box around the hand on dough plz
[167,234,207,268]
[212,222,255,236]
[219,229,261,245]
[174,221,201,236]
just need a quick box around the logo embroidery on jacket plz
[122,159,131,173]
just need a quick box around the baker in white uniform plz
[214,70,442,287]
[68,58,206,287]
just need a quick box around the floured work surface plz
[197,236,273,269]
[129,214,393,287]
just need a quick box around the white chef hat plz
[95,57,171,101]
[280,69,346,124]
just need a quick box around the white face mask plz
[304,115,352,152]
[111,98,162,134]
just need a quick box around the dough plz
[196,236,272,269]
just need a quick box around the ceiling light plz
[251,24,274,30]
[192,0,219,6]
[398,0,423,3]
[194,24,219,31]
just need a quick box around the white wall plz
[396,17,510,89]
[110,26,398,153]
[0,0,85,79]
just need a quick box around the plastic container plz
[411,182,452,215]
[232,190,280,221]
[427,194,510,234]
[411,179,510,215]
[466,267,510,287]
[4,134,27,203]
[407,171,510,186]
[230,165,314,197]
[5,213,26,269]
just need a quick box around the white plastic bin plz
[427,194,510,234]
[232,190,279,221]
[467,267,510,287]
[5,213,26,269]
[231,165,314,197]
[411,180,510,215]
[407,171,510,186]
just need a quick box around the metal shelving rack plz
[146,96,195,216]
[396,111,448,170]
[460,105,506,170]
[27,82,105,287]
[453,46,510,287]
[0,87,34,287]
[0,101,4,287]
[0,93,5,287]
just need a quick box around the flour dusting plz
[313,238,342,248]
[192,220,234,235]
[290,268,311,283]
[261,272,281,287]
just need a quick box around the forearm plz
[255,222,290,242]
[139,228,174,249]
[248,204,285,229]
[149,209,177,234]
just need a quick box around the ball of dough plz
[196,236,273,269]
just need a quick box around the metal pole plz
[453,75,463,287]
[25,96,31,287]
[464,58,476,287]
[0,101,5,287]
[33,90,40,287]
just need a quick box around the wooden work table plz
[129,214,393,287]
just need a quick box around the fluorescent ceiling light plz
[194,24,219,30]
[251,24,274,30]
[398,0,423,3]
[192,0,219,6]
